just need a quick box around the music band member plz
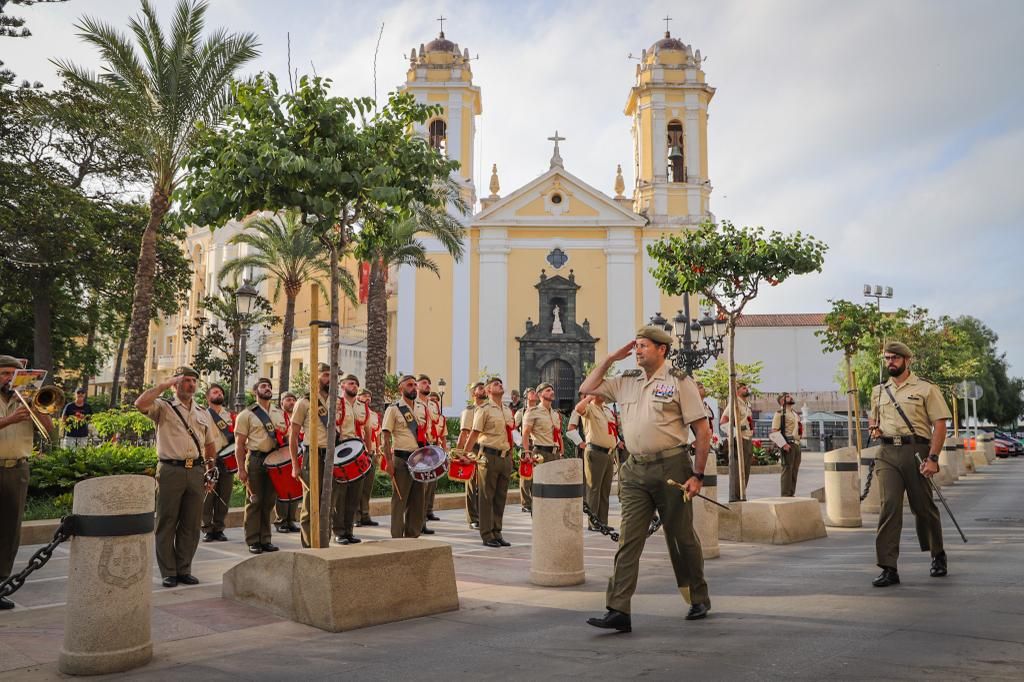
[236,378,286,554]
[381,375,428,539]
[201,383,234,542]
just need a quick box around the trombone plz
[12,383,64,442]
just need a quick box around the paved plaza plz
[2,454,1023,680]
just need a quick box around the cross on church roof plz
[548,130,565,169]
[437,15,446,36]
[663,15,673,35]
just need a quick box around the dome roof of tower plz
[650,31,686,53]
[425,32,457,53]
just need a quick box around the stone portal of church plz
[516,269,597,412]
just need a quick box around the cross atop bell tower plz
[548,130,565,169]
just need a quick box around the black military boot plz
[872,566,900,587]
[930,551,948,577]
[586,608,632,632]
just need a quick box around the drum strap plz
[396,401,424,445]
[208,407,234,445]
[252,405,285,447]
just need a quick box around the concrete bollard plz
[692,454,720,559]
[824,447,862,527]
[937,439,958,487]
[859,446,881,514]
[962,440,979,473]
[530,458,584,586]
[979,434,996,464]
[59,475,155,676]
[954,442,968,477]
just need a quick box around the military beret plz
[416,373,431,383]
[357,388,371,396]
[340,373,360,385]
[884,341,913,358]
[280,391,296,400]
[0,355,25,369]
[317,363,331,373]
[536,382,554,394]
[428,391,440,400]
[485,376,503,386]
[208,382,226,395]
[399,374,417,384]
[636,325,673,346]
[252,377,273,391]
[524,387,536,394]
[470,381,485,390]
[174,365,199,378]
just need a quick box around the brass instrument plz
[13,384,64,442]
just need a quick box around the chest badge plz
[653,383,675,400]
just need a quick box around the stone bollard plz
[937,439,958,487]
[962,439,978,473]
[530,458,585,586]
[692,454,720,559]
[955,442,968,476]
[979,434,996,465]
[859,446,881,514]
[824,447,862,527]
[59,475,155,676]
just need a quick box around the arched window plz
[667,120,685,183]
[540,358,576,413]
[428,118,447,156]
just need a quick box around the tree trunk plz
[81,319,97,395]
[727,320,745,500]
[365,258,389,414]
[319,243,341,547]
[845,354,855,448]
[110,320,129,405]
[279,289,297,399]
[32,280,53,383]
[122,189,170,402]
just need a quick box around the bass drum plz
[264,448,303,502]
[333,437,371,483]
[217,443,238,474]
[408,445,449,483]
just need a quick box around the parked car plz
[995,430,1023,457]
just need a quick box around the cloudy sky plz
[7,0,1024,373]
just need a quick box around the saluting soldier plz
[382,374,429,538]
[456,382,487,529]
[274,391,300,533]
[520,384,563,512]
[868,341,951,587]
[235,378,286,554]
[582,327,713,632]
[332,373,370,544]
[1,355,52,610]
[416,375,441,534]
[289,363,334,548]
[721,382,754,502]
[136,366,217,588]
[201,383,234,542]
[575,394,618,530]
[514,388,537,511]
[771,393,802,497]
[356,387,381,527]
[464,377,516,547]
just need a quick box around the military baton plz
[915,453,968,543]
[666,479,731,511]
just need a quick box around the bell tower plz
[624,25,715,227]
[403,19,482,208]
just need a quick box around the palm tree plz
[355,190,467,413]
[220,210,355,394]
[54,0,259,401]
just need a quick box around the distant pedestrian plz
[60,388,93,449]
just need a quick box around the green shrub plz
[30,444,157,495]
[90,407,155,441]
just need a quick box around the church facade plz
[393,27,716,412]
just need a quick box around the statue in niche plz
[552,305,564,335]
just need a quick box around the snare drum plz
[447,457,476,482]
[408,445,449,483]
[264,448,303,502]
[333,438,372,483]
[217,443,238,474]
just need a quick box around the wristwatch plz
[927,454,939,463]
[694,472,705,481]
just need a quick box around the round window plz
[551,193,563,205]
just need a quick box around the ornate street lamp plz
[649,298,726,376]
[234,280,258,413]
[437,377,446,412]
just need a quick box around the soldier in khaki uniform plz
[868,341,951,587]
[456,382,487,529]
[274,392,300,533]
[201,383,234,542]
[236,378,287,554]
[464,377,516,547]
[583,327,713,632]
[721,382,754,502]
[136,366,217,588]
[575,394,618,528]
[771,393,802,497]
[382,374,428,538]
[520,383,563,512]
[515,388,537,511]
[356,388,381,527]
[1,355,52,610]
[332,373,370,544]
[289,363,334,548]
[416,375,441,533]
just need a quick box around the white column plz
[478,228,509,379]
[446,92,463,168]
[606,228,637,369]
[642,237,660,323]
[450,224,471,415]
[396,264,416,374]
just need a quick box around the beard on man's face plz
[887,364,905,377]
[403,387,417,400]
[209,394,224,405]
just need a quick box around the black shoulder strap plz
[882,384,923,439]
[161,398,203,458]
[781,408,786,437]
[396,401,422,444]
[208,407,234,445]
[251,405,277,436]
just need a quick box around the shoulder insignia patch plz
[668,367,687,380]
[622,369,643,378]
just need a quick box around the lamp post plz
[437,377,446,413]
[864,284,894,383]
[649,297,726,376]
[233,281,258,413]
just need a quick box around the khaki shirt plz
[0,392,34,460]
[382,398,426,452]
[292,390,331,448]
[459,405,476,432]
[524,404,559,447]
[421,398,443,445]
[514,406,531,430]
[205,405,233,452]
[338,396,369,440]
[581,402,617,449]
[771,407,801,440]
[724,397,753,440]
[871,373,951,437]
[145,396,216,461]
[472,400,515,452]
[235,403,287,455]
[594,363,704,455]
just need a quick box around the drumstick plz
[666,478,731,511]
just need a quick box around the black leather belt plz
[394,449,413,460]
[159,458,204,468]
[481,445,509,457]
[534,445,556,453]
[587,444,611,454]
[881,435,929,445]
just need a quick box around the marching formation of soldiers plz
[0,335,956,624]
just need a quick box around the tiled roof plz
[735,313,827,328]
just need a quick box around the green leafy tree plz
[647,219,827,498]
[54,0,259,401]
[694,360,763,405]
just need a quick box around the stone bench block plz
[968,449,987,469]
[719,497,827,544]
[223,539,458,632]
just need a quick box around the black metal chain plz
[581,500,661,543]
[860,460,875,501]
[0,517,72,599]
